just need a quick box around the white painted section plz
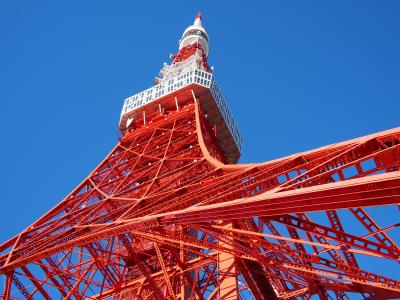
[120,68,242,152]
[126,117,133,128]
[179,15,209,57]
[157,50,206,82]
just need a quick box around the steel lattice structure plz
[1,14,400,300]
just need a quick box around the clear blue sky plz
[1,1,399,296]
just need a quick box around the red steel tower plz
[1,14,400,300]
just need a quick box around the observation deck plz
[119,68,242,163]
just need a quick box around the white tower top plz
[120,13,243,162]
[179,13,209,57]
[156,13,211,83]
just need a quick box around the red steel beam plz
[161,171,400,226]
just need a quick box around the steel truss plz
[1,94,399,299]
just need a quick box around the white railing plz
[120,68,242,152]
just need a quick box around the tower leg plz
[4,273,12,300]
[218,222,237,300]
[180,234,186,300]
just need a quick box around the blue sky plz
[1,1,399,296]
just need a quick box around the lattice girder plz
[1,91,400,299]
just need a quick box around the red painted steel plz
[172,43,211,72]
[1,25,400,300]
[0,97,399,299]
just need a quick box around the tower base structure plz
[1,89,400,299]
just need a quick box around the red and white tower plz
[1,14,400,300]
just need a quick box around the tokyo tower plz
[1,13,400,300]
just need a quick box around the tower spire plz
[194,11,202,26]
[179,12,209,57]
[156,13,211,83]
